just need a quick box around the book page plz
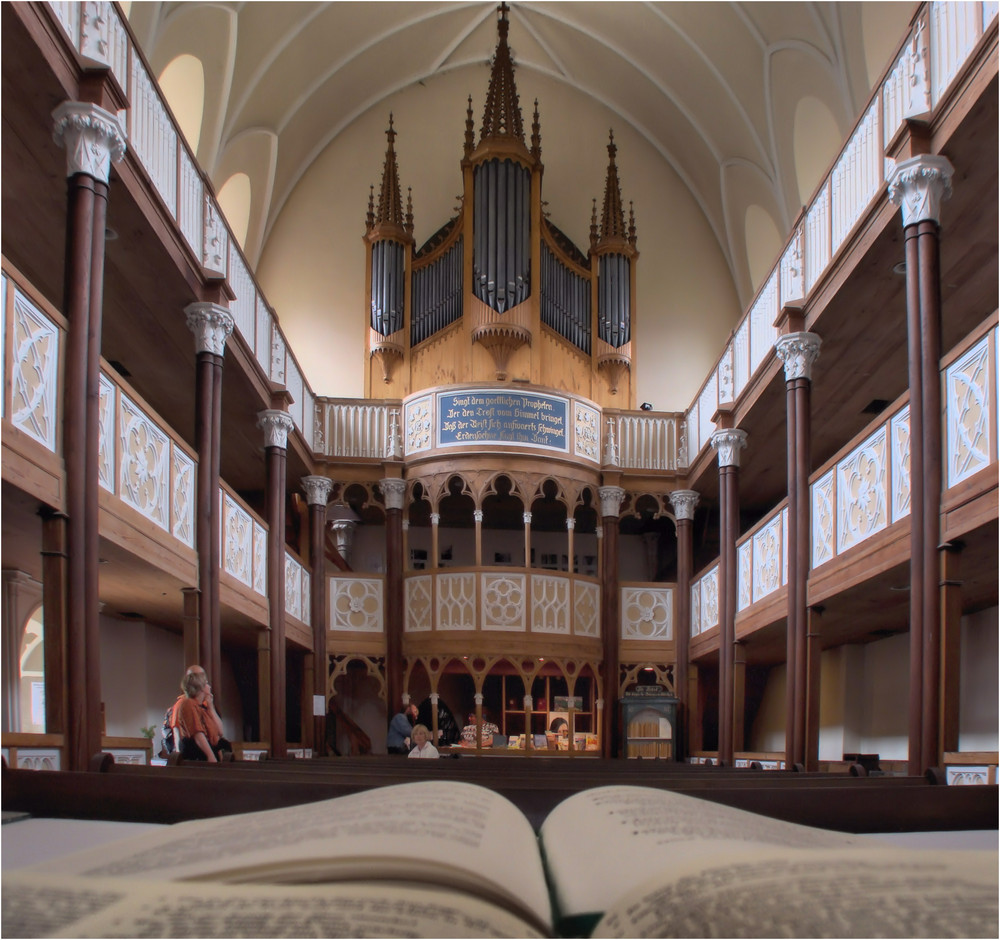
[1,871,545,939]
[592,846,998,938]
[539,785,862,922]
[30,780,552,934]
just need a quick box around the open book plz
[4,780,996,938]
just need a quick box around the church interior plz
[2,0,998,864]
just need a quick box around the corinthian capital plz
[669,489,700,521]
[711,428,748,468]
[184,302,235,356]
[301,475,333,507]
[52,101,126,182]
[888,154,954,227]
[380,478,407,511]
[598,485,626,518]
[257,410,295,449]
[774,332,822,382]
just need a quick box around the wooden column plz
[669,489,699,761]
[181,587,200,669]
[598,484,625,757]
[382,477,407,726]
[258,409,295,759]
[184,302,234,684]
[39,509,68,736]
[523,511,532,569]
[775,332,822,768]
[889,154,954,774]
[53,101,124,772]
[805,605,824,770]
[302,475,333,754]
[711,426,747,766]
[939,541,964,756]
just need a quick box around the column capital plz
[184,302,235,356]
[598,485,626,518]
[566,518,576,531]
[669,489,700,521]
[52,101,126,182]
[380,478,407,511]
[473,509,484,524]
[301,475,333,507]
[257,410,295,449]
[774,331,822,382]
[711,428,748,468]
[523,512,532,526]
[888,154,954,226]
[430,513,440,526]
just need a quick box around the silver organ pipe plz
[473,159,531,314]
[371,239,405,335]
[598,253,630,347]
[540,242,591,355]
[411,236,464,346]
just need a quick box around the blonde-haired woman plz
[408,723,439,758]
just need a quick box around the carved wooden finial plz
[598,129,626,244]
[405,187,414,235]
[376,113,405,229]
[366,184,375,231]
[479,1,524,145]
[464,95,476,157]
[628,200,637,247]
[589,198,599,249]
[530,98,541,161]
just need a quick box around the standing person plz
[408,724,439,759]
[387,703,418,754]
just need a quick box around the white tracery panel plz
[752,513,784,603]
[118,394,170,531]
[811,470,835,568]
[837,426,888,554]
[481,573,526,632]
[531,574,570,634]
[253,521,267,596]
[98,373,116,492]
[946,766,991,786]
[946,337,992,487]
[804,182,830,293]
[270,328,286,385]
[573,581,600,637]
[405,394,434,454]
[285,554,302,621]
[732,319,750,401]
[171,447,195,547]
[689,582,701,636]
[223,492,253,587]
[621,586,673,641]
[436,572,477,630]
[405,575,433,632]
[573,401,600,461]
[330,577,383,633]
[737,539,753,612]
[890,406,912,522]
[693,566,719,635]
[300,569,311,626]
[203,198,228,277]
[11,288,59,452]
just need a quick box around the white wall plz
[747,607,1000,760]
[99,616,244,748]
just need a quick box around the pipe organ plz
[363,2,639,407]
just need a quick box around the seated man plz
[460,713,500,747]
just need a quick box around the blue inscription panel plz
[438,390,568,451]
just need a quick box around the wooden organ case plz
[363,3,639,409]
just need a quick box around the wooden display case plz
[621,686,677,759]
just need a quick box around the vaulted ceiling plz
[127,2,917,410]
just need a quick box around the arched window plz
[217,172,252,250]
[744,205,783,292]
[792,96,842,207]
[19,606,44,733]
[158,54,205,154]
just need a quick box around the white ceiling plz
[128,2,917,410]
